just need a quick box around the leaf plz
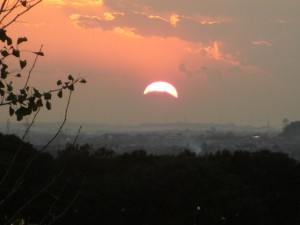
[32,103,38,112]
[6,92,15,101]
[1,67,7,79]
[7,84,12,92]
[68,74,74,81]
[0,80,4,88]
[36,98,43,107]
[1,50,9,57]
[68,84,74,91]
[12,49,20,57]
[20,89,26,95]
[15,107,25,119]
[0,89,4,96]
[20,0,27,7]
[17,37,27,45]
[18,93,27,103]
[80,79,87,83]
[28,97,38,112]
[34,51,44,56]
[20,60,27,69]
[0,29,12,45]
[57,80,62,86]
[0,29,7,42]
[33,88,42,98]
[44,92,52,100]
[9,106,14,116]
[15,106,31,119]
[57,90,63,98]
[46,101,51,110]
[6,93,17,104]
[16,113,23,121]
[7,37,12,46]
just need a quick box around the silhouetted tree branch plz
[0,1,87,224]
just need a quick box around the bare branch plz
[0,176,23,207]
[0,0,20,25]
[6,170,63,225]
[0,90,72,206]
[0,0,8,15]
[73,125,82,145]
[21,107,41,139]
[40,90,72,152]
[23,44,43,90]
[0,107,41,191]
[2,0,43,29]
[38,176,73,225]
[48,178,86,225]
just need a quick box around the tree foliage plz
[0,0,86,121]
[1,135,300,225]
[0,2,87,224]
[281,121,300,138]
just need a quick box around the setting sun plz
[144,81,178,98]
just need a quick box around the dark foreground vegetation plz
[0,133,300,225]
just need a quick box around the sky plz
[2,0,300,127]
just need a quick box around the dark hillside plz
[0,133,299,225]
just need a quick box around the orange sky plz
[2,0,300,127]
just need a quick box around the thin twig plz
[0,0,19,25]
[0,176,23,207]
[0,155,13,165]
[2,0,42,29]
[73,126,82,146]
[6,161,69,225]
[0,90,72,206]
[38,176,72,225]
[0,0,8,15]
[23,45,43,90]
[40,90,72,152]
[0,107,40,191]
[6,169,65,225]
[22,107,40,139]
[0,0,38,14]
[48,178,86,225]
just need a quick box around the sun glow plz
[144,81,178,98]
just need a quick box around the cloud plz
[69,10,225,43]
[69,11,174,37]
[44,0,65,5]
[170,14,180,27]
[201,41,240,65]
[66,0,300,51]
[113,27,141,38]
[228,66,242,74]
[103,12,116,21]
[178,40,252,81]
[59,0,300,43]
[44,0,103,6]
[63,0,300,82]
[103,0,300,18]
[252,40,272,47]
[201,66,223,82]
[179,63,225,83]
[179,64,198,77]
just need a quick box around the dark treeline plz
[0,133,300,225]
